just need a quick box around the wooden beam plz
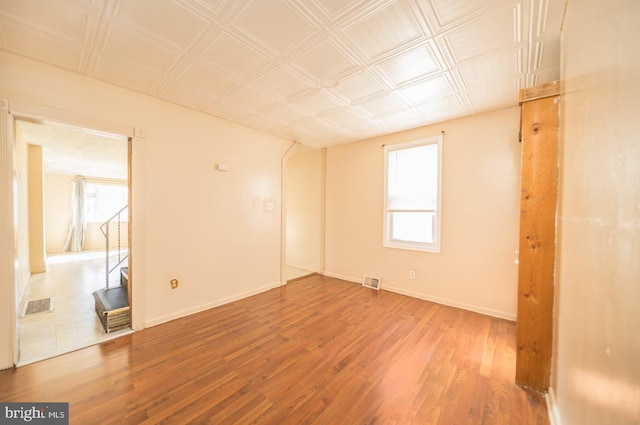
[516,94,559,391]
[519,81,561,104]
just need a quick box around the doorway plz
[284,147,325,281]
[15,118,132,365]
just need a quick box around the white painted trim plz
[129,135,145,331]
[8,100,132,138]
[321,271,361,284]
[321,271,516,321]
[0,99,17,370]
[383,284,516,321]
[546,387,562,425]
[144,281,283,328]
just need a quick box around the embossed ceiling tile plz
[325,70,386,103]
[241,113,287,132]
[200,33,273,81]
[320,106,367,127]
[222,86,279,113]
[343,0,426,60]
[0,0,94,42]
[91,55,160,93]
[411,94,465,120]
[260,103,308,124]
[375,108,423,129]
[375,42,442,86]
[234,0,319,55]
[290,38,359,82]
[201,100,249,122]
[308,0,368,20]
[103,27,179,73]
[252,67,315,100]
[0,20,83,71]
[354,93,405,117]
[396,74,454,104]
[430,0,497,26]
[293,117,340,135]
[113,0,207,50]
[290,91,344,115]
[458,49,521,88]
[192,0,227,16]
[175,63,238,98]
[443,4,522,64]
[157,81,212,110]
[466,78,520,110]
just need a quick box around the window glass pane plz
[85,183,128,222]
[387,143,438,210]
[389,212,434,244]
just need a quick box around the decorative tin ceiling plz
[0,0,566,147]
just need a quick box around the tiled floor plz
[18,251,132,366]
[18,258,308,365]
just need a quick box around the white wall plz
[0,51,291,329]
[324,107,521,320]
[551,1,640,424]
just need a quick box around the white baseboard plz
[321,272,516,321]
[546,387,561,425]
[145,281,283,328]
[321,271,361,284]
[383,284,516,321]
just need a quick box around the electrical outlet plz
[409,270,416,279]
[170,278,179,289]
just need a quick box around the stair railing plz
[100,205,128,289]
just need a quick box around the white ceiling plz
[0,0,566,147]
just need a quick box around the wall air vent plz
[363,275,381,290]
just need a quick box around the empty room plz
[0,0,638,424]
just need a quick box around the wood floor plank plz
[0,275,549,424]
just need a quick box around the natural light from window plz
[85,183,128,223]
[384,136,442,252]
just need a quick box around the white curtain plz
[63,176,86,252]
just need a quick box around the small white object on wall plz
[216,164,229,171]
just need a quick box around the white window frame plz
[383,135,443,253]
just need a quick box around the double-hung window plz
[384,135,442,252]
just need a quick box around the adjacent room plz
[0,0,638,424]
[14,119,132,365]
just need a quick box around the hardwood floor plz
[0,275,549,424]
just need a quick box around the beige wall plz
[286,149,324,273]
[43,174,72,254]
[0,51,291,329]
[552,1,640,424]
[27,144,45,272]
[325,107,521,320]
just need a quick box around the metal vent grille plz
[363,275,381,290]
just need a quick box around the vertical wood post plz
[516,83,560,391]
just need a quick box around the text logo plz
[1,403,68,424]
